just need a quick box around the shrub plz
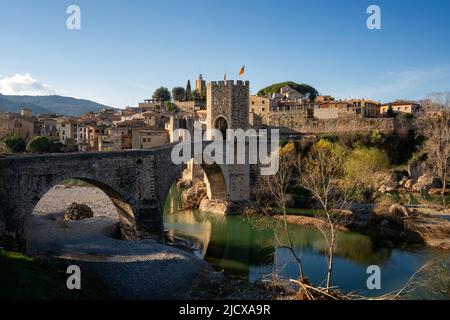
[1,134,26,153]
[0,141,12,156]
[345,147,390,188]
[26,136,59,154]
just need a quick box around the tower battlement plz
[208,80,250,87]
[206,80,250,135]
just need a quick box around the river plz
[164,186,450,299]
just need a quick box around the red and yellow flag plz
[239,65,245,77]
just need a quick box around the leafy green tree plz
[344,147,390,194]
[152,87,171,102]
[26,136,60,154]
[164,101,180,113]
[0,141,12,155]
[257,81,319,100]
[191,90,206,102]
[1,134,26,153]
[172,87,186,101]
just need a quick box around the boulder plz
[399,176,409,188]
[177,169,194,188]
[199,199,232,215]
[408,159,431,180]
[404,179,416,190]
[388,204,410,218]
[429,188,450,196]
[378,185,396,194]
[377,172,404,193]
[64,203,94,221]
[177,177,193,188]
[182,181,207,209]
[412,174,442,193]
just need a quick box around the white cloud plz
[0,73,55,96]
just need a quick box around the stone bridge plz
[0,142,258,250]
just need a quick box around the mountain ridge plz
[0,94,113,116]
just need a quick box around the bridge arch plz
[159,157,229,216]
[30,176,138,241]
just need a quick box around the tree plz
[296,140,352,292]
[26,136,59,153]
[152,87,171,102]
[185,80,192,101]
[1,134,26,153]
[344,147,390,199]
[419,94,450,205]
[0,141,12,155]
[172,87,186,102]
[164,101,180,113]
[257,142,305,281]
[386,105,396,118]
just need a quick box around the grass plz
[285,208,327,217]
[0,250,111,300]
[61,179,92,187]
[377,191,450,208]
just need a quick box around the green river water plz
[164,186,450,299]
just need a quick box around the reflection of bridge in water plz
[164,186,401,283]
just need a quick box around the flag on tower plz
[239,65,245,77]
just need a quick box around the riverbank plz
[22,184,290,300]
[273,204,450,250]
[0,249,112,299]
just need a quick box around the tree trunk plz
[443,176,447,207]
[326,245,334,292]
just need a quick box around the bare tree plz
[257,142,305,281]
[420,93,450,206]
[296,141,353,292]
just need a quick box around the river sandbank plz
[25,185,287,299]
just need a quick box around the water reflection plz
[164,186,450,297]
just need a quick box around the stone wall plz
[264,111,398,134]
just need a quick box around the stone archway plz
[214,116,229,139]
[30,177,138,241]
[201,163,228,201]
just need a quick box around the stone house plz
[249,95,272,117]
[131,128,169,149]
[0,113,35,142]
[347,99,381,118]
[381,101,421,116]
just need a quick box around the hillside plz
[257,81,319,99]
[0,94,111,116]
[0,95,52,114]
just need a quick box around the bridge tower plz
[203,80,251,205]
[206,80,250,138]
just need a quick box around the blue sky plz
[0,0,449,107]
